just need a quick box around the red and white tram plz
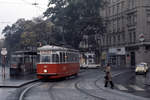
[37,45,80,79]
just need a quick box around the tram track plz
[19,69,121,100]
[75,79,106,100]
[73,69,107,100]
[74,70,131,100]
[17,69,86,100]
[47,82,58,100]
[18,81,58,100]
[19,82,41,100]
[94,71,132,98]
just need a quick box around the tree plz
[2,19,31,51]
[44,0,105,49]
[2,18,56,51]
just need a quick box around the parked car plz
[140,62,149,71]
[135,62,149,74]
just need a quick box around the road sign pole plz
[4,56,5,79]
[1,48,7,80]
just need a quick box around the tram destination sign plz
[40,50,52,55]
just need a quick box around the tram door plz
[131,52,135,67]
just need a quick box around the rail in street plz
[3,68,150,100]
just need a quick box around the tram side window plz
[71,53,74,62]
[63,52,65,62]
[74,54,77,62]
[73,54,75,62]
[71,53,73,62]
[52,54,59,62]
[60,52,63,63]
[75,54,77,62]
[66,53,68,62]
[24,57,29,63]
[11,56,19,64]
[69,53,71,62]
[37,54,40,62]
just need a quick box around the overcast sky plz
[0,0,49,38]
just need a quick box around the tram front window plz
[41,55,51,62]
[40,54,59,63]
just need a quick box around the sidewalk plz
[145,71,150,86]
[0,67,38,88]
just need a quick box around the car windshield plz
[137,64,145,67]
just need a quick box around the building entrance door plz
[131,52,135,67]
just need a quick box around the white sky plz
[0,0,49,38]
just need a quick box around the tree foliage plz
[44,0,105,49]
[3,0,106,53]
[2,18,57,52]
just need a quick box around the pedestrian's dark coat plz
[104,64,114,88]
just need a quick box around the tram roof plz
[37,45,78,52]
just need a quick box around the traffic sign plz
[139,33,144,42]
[1,48,7,55]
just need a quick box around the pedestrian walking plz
[104,63,114,89]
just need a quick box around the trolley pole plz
[1,48,7,80]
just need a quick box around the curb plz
[144,83,150,86]
[0,79,39,88]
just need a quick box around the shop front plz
[108,47,126,67]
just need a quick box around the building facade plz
[100,0,150,67]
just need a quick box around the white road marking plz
[116,84,128,91]
[129,85,145,91]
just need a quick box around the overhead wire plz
[0,21,12,24]
[0,0,46,11]
[21,0,46,10]
[0,1,23,5]
[21,0,32,5]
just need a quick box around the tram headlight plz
[43,69,48,73]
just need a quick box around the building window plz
[133,31,136,43]
[147,13,150,22]
[121,1,125,12]
[113,6,115,15]
[122,33,125,43]
[117,4,119,14]
[106,36,109,45]
[129,32,132,43]
[113,36,116,45]
[109,36,111,45]
[127,15,132,26]
[133,15,137,25]
[127,13,136,26]
[118,35,120,44]
[128,0,135,9]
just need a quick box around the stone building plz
[100,0,150,67]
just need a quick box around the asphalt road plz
[114,70,150,98]
[2,68,150,100]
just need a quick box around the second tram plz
[37,45,80,79]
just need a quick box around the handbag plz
[104,75,108,80]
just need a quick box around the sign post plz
[1,48,7,80]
